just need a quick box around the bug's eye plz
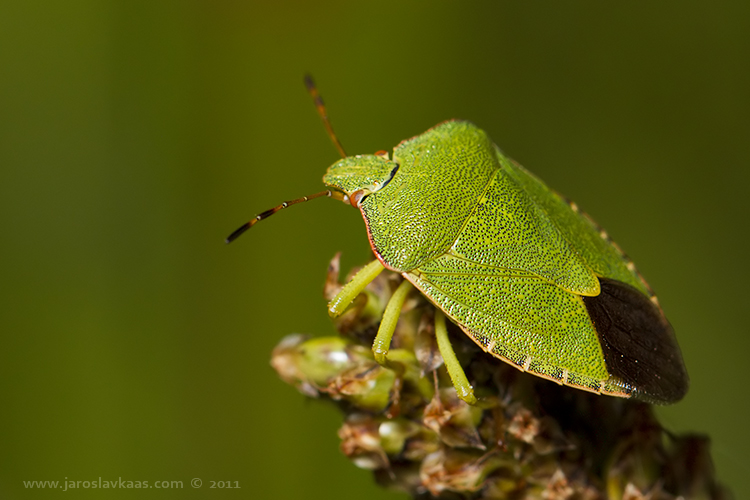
[349,190,366,206]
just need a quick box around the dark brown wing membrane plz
[583,278,689,404]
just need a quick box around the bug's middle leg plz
[371,279,413,365]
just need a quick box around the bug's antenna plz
[304,74,347,158]
[225,190,347,243]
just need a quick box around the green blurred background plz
[2,1,748,498]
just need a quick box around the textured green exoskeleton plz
[229,95,688,406]
[324,120,687,405]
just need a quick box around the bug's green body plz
[229,91,687,405]
[323,120,687,404]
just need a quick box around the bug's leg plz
[328,260,385,318]
[434,310,478,405]
[372,279,413,365]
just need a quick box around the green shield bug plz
[228,76,688,406]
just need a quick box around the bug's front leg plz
[328,259,385,317]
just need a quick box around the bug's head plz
[323,152,399,207]
[225,77,402,244]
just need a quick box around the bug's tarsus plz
[304,74,347,158]
[225,190,346,243]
